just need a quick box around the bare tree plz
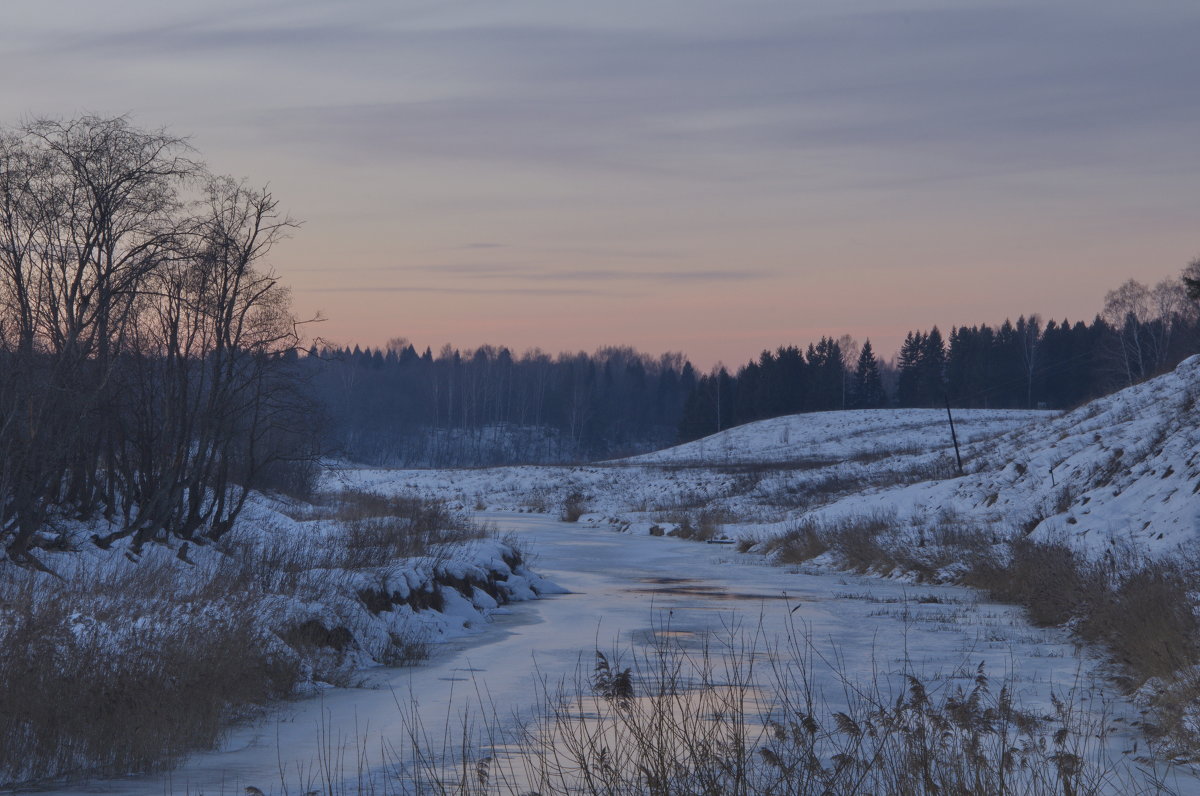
[1103,279,1151,387]
[1148,278,1189,370]
[0,116,311,562]
[1018,314,1042,408]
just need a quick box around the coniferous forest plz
[309,274,1200,462]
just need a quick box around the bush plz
[0,559,298,786]
[322,489,483,567]
[762,518,829,563]
[559,490,589,522]
[255,455,321,501]
[965,540,1200,686]
[659,507,731,541]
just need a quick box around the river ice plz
[37,512,1196,795]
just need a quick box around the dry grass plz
[375,621,1171,795]
[760,518,830,563]
[1086,564,1199,682]
[757,510,1200,759]
[759,509,997,587]
[0,489,493,788]
[759,456,960,512]
[290,488,487,568]
[653,507,734,541]
[759,511,900,572]
[959,538,1200,755]
[963,539,1199,684]
[559,490,589,522]
[0,556,299,786]
[521,485,553,513]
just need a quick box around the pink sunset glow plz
[5,1,1198,369]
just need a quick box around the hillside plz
[336,404,1053,537]
[624,407,1051,466]
[343,354,1200,561]
[336,354,1200,766]
[804,354,1200,557]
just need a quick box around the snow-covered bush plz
[0,492,554,788]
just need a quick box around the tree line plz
[302,342,697,465]
[676,273,1200,442]
[4,119,1196,540]
[309,264,1199,463]
[0,116,314,564]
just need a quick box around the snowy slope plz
[345,355,1199,561]
[813,354,1200,556]
[624,408,1052,466]
[335,403,1054,538]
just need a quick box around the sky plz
[3,1,1199,369]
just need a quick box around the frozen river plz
[37,512,1185,795]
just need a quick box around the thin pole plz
[944,393,963,475]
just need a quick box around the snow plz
[624,407,1052,465]
[797,355,1200,557]
[23,356,1200,793]
[335,355,1200,561]
[38,512,1197,795]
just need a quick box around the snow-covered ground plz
[0,494,563,791]
[19,494,561,678]
[43,513,1195,795]
[337,355,1200,559]
[624,407,1051,466]
[22,356,1200,794]
[269,355,1199,791]
[796,355,1200,557]
[329,407,1047,542]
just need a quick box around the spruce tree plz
[920,326,947,405]
[852,339,886,408]
[1184,257,1200,300]
[896,331,924,407]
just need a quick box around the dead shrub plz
[694,507,731,540]
[0,563,298,787]
[1077,561,1199,683]
[762,519,829,564]
[659,507,732,541]
[559,490,589,522]
[329,489,483,567]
